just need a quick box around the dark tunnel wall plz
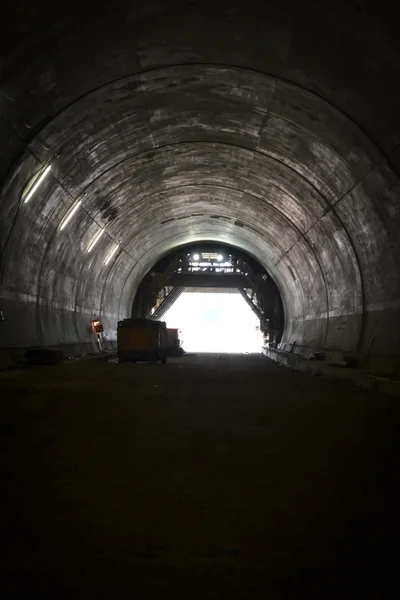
[0,1,400,365]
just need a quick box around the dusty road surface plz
[1,353,400,598]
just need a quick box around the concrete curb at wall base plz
[0,341,116,370]
[263,348,400,400]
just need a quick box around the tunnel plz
[1,0,399,370]
[2,2,400,596]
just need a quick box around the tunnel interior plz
[1,1,400,372]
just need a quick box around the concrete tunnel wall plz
[0,1,400,365]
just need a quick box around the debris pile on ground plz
[25,348,63,365]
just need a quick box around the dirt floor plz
[1,353,400,598]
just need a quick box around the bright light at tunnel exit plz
[163,292,263,353]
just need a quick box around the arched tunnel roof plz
[1,0,400,356]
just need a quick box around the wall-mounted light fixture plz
[59,199,82,230]
[104,244,119,265]
[87,227,105,252]
[22,164,52,204]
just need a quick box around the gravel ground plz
[1,353,400,598]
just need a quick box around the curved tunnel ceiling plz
[0,1,400,355]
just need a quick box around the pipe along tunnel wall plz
[0,1,400,371]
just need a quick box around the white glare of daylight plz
[59,199,82,230]
[23,164,52,203]
[104,243,119,265]
[164,292,262,353]
[87,227,105,252]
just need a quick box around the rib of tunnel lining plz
[0,2,400,363]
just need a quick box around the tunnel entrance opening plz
[163,290,262,354]
[131,242,285,351]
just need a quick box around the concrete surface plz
[0,1,400,365]
[1,352,400,598]
[263,346,400,398]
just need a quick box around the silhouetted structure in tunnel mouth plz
[0,1,400,372]
[131,242,284,346]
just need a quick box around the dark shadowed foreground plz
[1,354,399,598]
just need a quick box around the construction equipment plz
[117,318,168,364]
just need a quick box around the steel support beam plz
[151,287,185,319]
[166,273,249,288]
[238,288,263,320]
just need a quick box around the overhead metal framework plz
[133,244,284,346]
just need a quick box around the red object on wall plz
[92,319,104,333]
